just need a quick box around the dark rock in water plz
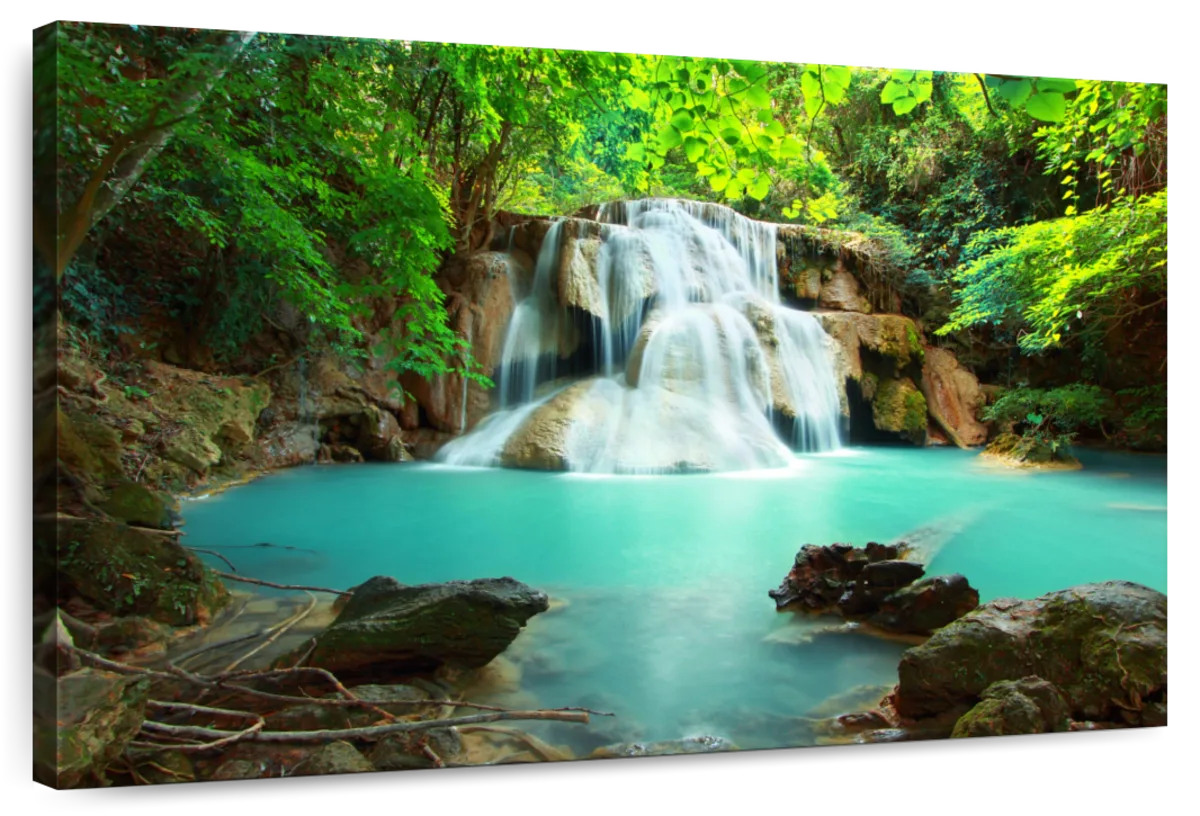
[302,575,549,680]
[865,541,901,562]
[951,677,1072,738]
[870,574,980,635]
[291,741,374,776]
[895,581,1166,725]
[770,542,976,635]
[590,735,737,759]
[860,559,926,590]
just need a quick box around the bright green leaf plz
[1036,77,1077,94]
[1025,91,1067,122]
[749,173,771,200]
[880,80,909,104]
[995,78,1032,106]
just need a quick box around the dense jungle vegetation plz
[36,22,1168,451]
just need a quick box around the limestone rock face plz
[357,403,409,462]
[400,250,521,436]
[818,268,870,312]
[499,381,600,471]
[921,346,987,446]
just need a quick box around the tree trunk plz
[55,29,258,281]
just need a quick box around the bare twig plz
[187,548,237,572]
[213,571,350,596]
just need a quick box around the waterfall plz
[296,355,321,462]
[437,199,842,473]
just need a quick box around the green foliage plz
[939,191,1167,355]
[983,384,1112,451]
[1033,80,1166,213]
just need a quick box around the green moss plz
[982,432,1081,469]
[100,482,173,528]
[51,518,230,626]
[906,323,925,363]
[872,377,928,443]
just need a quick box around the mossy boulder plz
[99,482,175,529]
[895,581,1167,725]
[35,668,150,788]
[301,575,549,681]
[872,377,928,443]
[951,677,1072,738]
[57,407,126,486]
[982,432,1081,470]
[49,518,230,626]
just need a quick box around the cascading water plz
[438,199,843,473]
[295,355,321,463]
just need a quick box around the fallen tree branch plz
[135,708,591,745]
[213,571,351,596]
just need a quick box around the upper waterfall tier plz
[438,199,843,473]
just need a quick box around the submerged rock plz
[302,576,549,680]
[589,735,737,759]
[895,581,1167,724]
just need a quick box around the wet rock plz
[771,542,977,636]
[291,741,374,776]
[302,576,549,680]
[860,559,926,590]
[590,735,737,759]
[357,404,410,462]
[895,581,1166,725]
[35,668,150,788]
[870,574,980,636]
[952,676,1072,738]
